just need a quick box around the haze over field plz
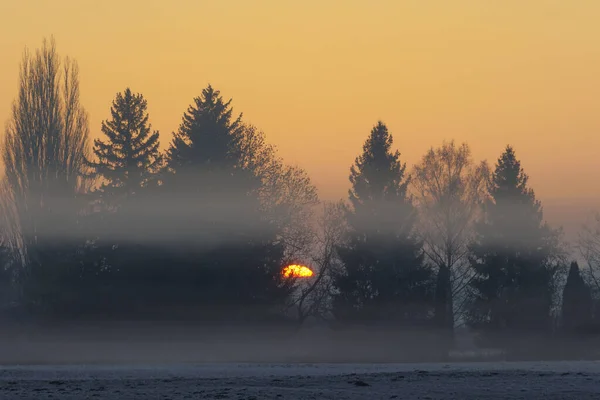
[4,8,600,400]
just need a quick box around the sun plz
[282,264,314,278]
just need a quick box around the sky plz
[1,0,600,239]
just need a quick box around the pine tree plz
[167,85,244,179]
[87,88,162,204]
[468,146,560,349]
[561,261,593,334]
[161,85,290,320]
[332,121,434,326]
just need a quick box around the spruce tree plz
[468,146,560,349]
[561,261,593,334]
[82,89,164,316]
[162,85,289,320]
[87,88,162,204]
[332,121,434,326]
[167,85,244,178]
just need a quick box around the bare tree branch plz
[411,140,490,326]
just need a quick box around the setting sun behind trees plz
[282,264,314,279]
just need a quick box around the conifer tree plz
[87,88,162,204]
[167,85,244,176]
[162,85,290,319]
[468,146,561,348]
[561,261,593,333]
[332,121,434,325]
[80,89,165,315]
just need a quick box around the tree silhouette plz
[236,124,319,262]
[468,146,561,352]
[160,85,292,320]
[87,88,162,206]
[2,37,91,312]
[75,89,166,316]
[331,121,434,325]
[561,261,593,334]
[167,85,243,176]
[412,141,489,339]
[291,201,347,324]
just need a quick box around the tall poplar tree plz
[3,37,91,313]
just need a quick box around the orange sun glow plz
[282,264,314,278]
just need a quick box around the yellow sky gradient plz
[1,0,600,236]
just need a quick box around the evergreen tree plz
[331,121,434,326]
[167,85,243,178]
[561,261,593,333]
[79,89,165,317]
[468,146,560,350]
[87,88,162,204]
[161,85,290,320]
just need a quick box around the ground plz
[1,362,600,399]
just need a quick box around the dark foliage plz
[331,121,434,326]
[87,88,162,205]
[468,146,561,351]
[561,261,593,333]
[156,85,292,320]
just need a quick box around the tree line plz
[1,38,599,360]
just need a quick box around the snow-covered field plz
[2,361,600,399]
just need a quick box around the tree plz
[2,37,91,313]
[167,85,243,177]
[159,85,293,320]
[578,213,600,294]
[0,203,18,311]
[561,261,593,334]
[467,146,562,352]
[161,85,262,246]
[412,141,489,336]
[289,201,347,325]
[237,124,319,262]
[77,89,166,316]
[331,121,434,325]
[87,88,162,206]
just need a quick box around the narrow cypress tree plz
[87,88,162,204]
[468,146,560,348]
[561,261,593,333]
[332,121,434,326]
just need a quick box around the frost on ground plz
[1,362,600,400]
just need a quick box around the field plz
[2,362,600,399]
[1,323,599,399]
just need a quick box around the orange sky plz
[1,0,600,237]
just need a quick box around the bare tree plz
[2,37,91,267]
[578,212,600,294]
[288,201,347,325]
[411,141,490,331]
[238,124,319,261]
